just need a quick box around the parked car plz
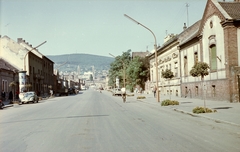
[112,88,122,96]
[68,88,77,95]
[20,91,39,104]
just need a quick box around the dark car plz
[68,88,75,95]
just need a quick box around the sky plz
[1,0,208,57]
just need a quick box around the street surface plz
[0,88,240,152]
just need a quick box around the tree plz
[190,62,210,79]
[108,50,131,88]
[125,56,149,92]
[161,69,174,99]
[108,50,150,92]
[190,62,210,111]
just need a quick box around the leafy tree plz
[190,62,210,79]
[162,69,174,79]
[190,62,210,111]
[162,69,174,99]
[108,50,131,88]
[126,56,149,92]
[108,50,149,92]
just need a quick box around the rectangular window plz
[195,86,198,96]
[175,62,178,77]
[184,56,188,76]
[210,45,217,71]
[2,80,8,92]
[194,52,198,64]
[212,85,216,97]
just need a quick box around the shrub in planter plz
[192,106,217,114]
[171,100,179,105]
[127,94,134,97]
[161,99,179,106]
[137,96,146,99]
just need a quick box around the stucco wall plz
[0,36,27,71]
[201,15,226,80]
[180,42,201,82]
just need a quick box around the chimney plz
[17,38,23,43]
[183,23,187,30]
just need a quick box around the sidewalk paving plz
[1,100,14,108]
[133,93,240,127]
[1,96,50,109]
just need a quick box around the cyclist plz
[121,88,126,103]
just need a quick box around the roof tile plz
[219,2,240,19]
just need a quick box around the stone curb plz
[173,108,240,128]
[2,104,14,109]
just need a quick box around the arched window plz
[210,44,217,71]
[184,56,188,76]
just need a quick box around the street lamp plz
[109,53,126,89]
[124,14,160,102]
[24,41,47,71]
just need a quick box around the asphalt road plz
[0,89,240,152]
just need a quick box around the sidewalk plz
[1,100,14,108]
[133,92,240,127]
[1,96,50,109]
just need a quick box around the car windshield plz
[24,92,34,96]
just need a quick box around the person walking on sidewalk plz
[1,90,6,101]
[8,91,13,103]
[152,86,156,98]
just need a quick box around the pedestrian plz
[16,90,19,100]
[1,90,6,101]
[152,86,156,98]
[9,91,13,103]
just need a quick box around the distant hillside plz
[47,53,114,72]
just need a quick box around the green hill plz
[47,53,114,72]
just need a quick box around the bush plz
[161,99,179,106]
[137,96,146,99]
[192,106,217,114]
[127,94,134,97]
